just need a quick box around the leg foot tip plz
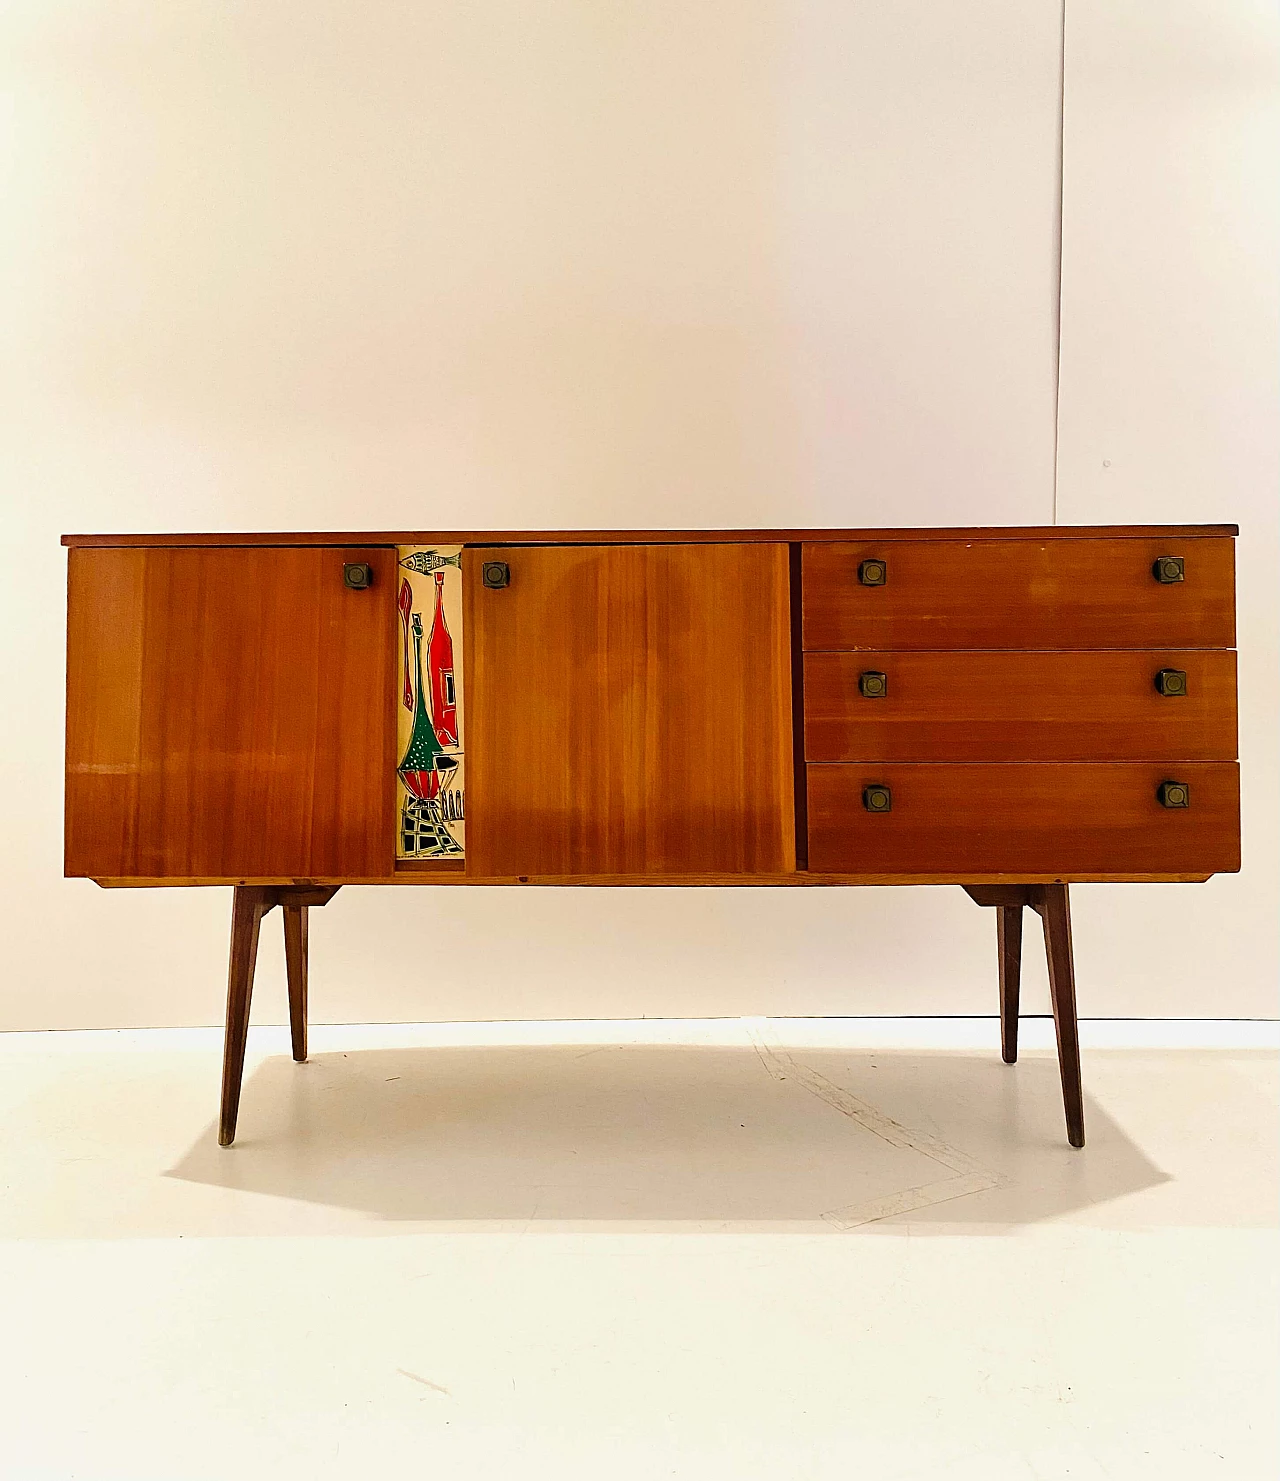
[1068,1130,1085,1149]
[1001,1049,1018,1064]
[218,1128,235,1147]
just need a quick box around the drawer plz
[802,538,1236,651]
[806,762,1240,876]
[803,650,1238,763]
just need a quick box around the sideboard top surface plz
[62,524,1239,549]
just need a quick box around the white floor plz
[1,1017,1276,1480]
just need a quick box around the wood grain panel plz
[66,546,397,879]
[464,544,794,876]
[94,869,1220,887]
[62,524,1240,549]
[807,762,1240,876]
[803,538,1236,650]
[804,650,1238,762]
[65,548,147,872]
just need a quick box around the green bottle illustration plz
[398,614,444,793]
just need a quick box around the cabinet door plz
[463,544,795,876]
[65,546,397,880]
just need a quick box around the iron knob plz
[859,671,888,698]
[482,561,510,589]
[1155,668,1188,697]
[858,559,888,587]
[1152,556,1184,584]
[1157,780,1190,809]
[343,563,373,590]
[863,784,892,813]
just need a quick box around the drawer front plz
[804,650,1238,762]
[807,762,1240,876]
[802,538,1235,651]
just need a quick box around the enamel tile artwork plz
[396,546,465,858]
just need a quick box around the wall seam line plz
[1052,0,1068,527]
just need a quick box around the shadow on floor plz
[167,1044,1169,1230]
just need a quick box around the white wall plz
[1057,0,1280,1017]
[0,1,1272,1031]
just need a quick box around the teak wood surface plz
[219,886,271,1146]
[283,904,309,1063]
[63,524,1240,888]
[996,904,1023,1064]
[61,524,1239,549]
[65,545,397,879]
[963,883,1084,1144]
[61,525,1240,1152]
[803,649,1239,763]
[806,761,1241,876]
[463,542,795,876]
[92,870,1216,887]
[802,538,1236,651]
[1038,884,1086,1147]
[218,884,338,1145]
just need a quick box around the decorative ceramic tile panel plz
[395,546,465,859]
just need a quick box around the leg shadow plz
[167,1043,1169,1230]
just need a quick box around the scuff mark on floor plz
[397,1369,450,1396]
[742,1020,1006,1229]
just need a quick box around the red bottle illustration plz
[397,579,414,711]
[427,571,459,745]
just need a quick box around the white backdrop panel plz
[1056,0,1280,1016]
[1,1,1070,1029]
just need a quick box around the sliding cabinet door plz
[464,543,795,877]
[66,545,397,879]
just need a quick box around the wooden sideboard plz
[63,526,1241,1149]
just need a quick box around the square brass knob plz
[1157,780,1190,809]
[342,562,373,589]
[863,784,892,813]
[858,559,888,587]
[1153,556,1184,583]
[482,561,510,589]
[859,671,888,698]
[1155,668,1188,697]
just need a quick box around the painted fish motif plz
[400,551,462,575]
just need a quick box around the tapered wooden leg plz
[1038,884,1085,1148]
[219,886,273,1147]
[283,904,309,1063]
[996,904,1023,1064]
